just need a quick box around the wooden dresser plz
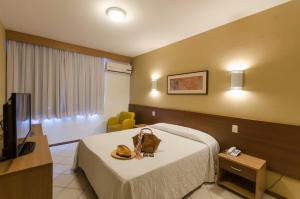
[0,124,53,199]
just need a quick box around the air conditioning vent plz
[105,61,132,74]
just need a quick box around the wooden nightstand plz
[134,124,147,128]
[217,153,266,199]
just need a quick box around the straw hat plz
[111,145,136,160]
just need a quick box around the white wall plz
[104,71,130,119]
[41,115,106,145]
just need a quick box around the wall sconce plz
[151,79,157,92]
[150,74,159,97]
[231,70,244,90]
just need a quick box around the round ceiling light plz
[106,7,127,22]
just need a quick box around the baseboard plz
[49,139,80,147]
[265,190,288,199]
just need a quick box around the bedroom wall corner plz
[131,1,300,126]
[130,1,300,198]
[0,21,6,117]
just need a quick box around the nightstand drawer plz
[219,158,256,181]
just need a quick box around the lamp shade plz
[231,70,243,90]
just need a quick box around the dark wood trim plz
[129,104,300,181]
[49,139,79,147]
[6,30,132,63]
[167,70,208,95]
[4,29,7,101]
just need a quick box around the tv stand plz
[19,141,36,156]
[0,124,52,199]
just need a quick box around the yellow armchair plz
[107,112,135,132]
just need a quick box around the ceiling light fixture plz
[106,7,127,22]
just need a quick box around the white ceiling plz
[0,0,289,57]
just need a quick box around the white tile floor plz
[51,143,276,199]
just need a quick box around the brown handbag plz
[132,128,161,153]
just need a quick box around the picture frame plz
[167,70,208,95]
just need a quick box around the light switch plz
[152,111,156,117]
[232,125,238,133]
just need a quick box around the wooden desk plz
[0,124,53,199]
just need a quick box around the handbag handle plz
[140,128,153,134]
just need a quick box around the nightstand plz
[134,124,147,128]
[217,153,266,199]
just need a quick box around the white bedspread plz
[74,123,219,199]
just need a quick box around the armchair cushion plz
[107,124,123,132]
[107,116,119,126]
[119,112,135,123]
[107,112,136,133]
[122,119,135,130]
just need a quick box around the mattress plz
[74,123,219,199]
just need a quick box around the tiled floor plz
[51,143,276,199]
[51,142,98,199]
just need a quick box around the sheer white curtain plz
[7,40,105,119]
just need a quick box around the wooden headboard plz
[129,104,300,180]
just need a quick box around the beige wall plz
[104,72,130,120]
[0,21,6,117]
[131,1,300,198]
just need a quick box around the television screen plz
[1,93,32,159]
[14,93,31,154]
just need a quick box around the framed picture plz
[167,70,208,95]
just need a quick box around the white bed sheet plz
[74,123,219,199]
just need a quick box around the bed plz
[74,123,219,199]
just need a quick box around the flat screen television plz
[1,93,35,160]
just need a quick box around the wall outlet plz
[232,125,239,133]
[152,111,156,117]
